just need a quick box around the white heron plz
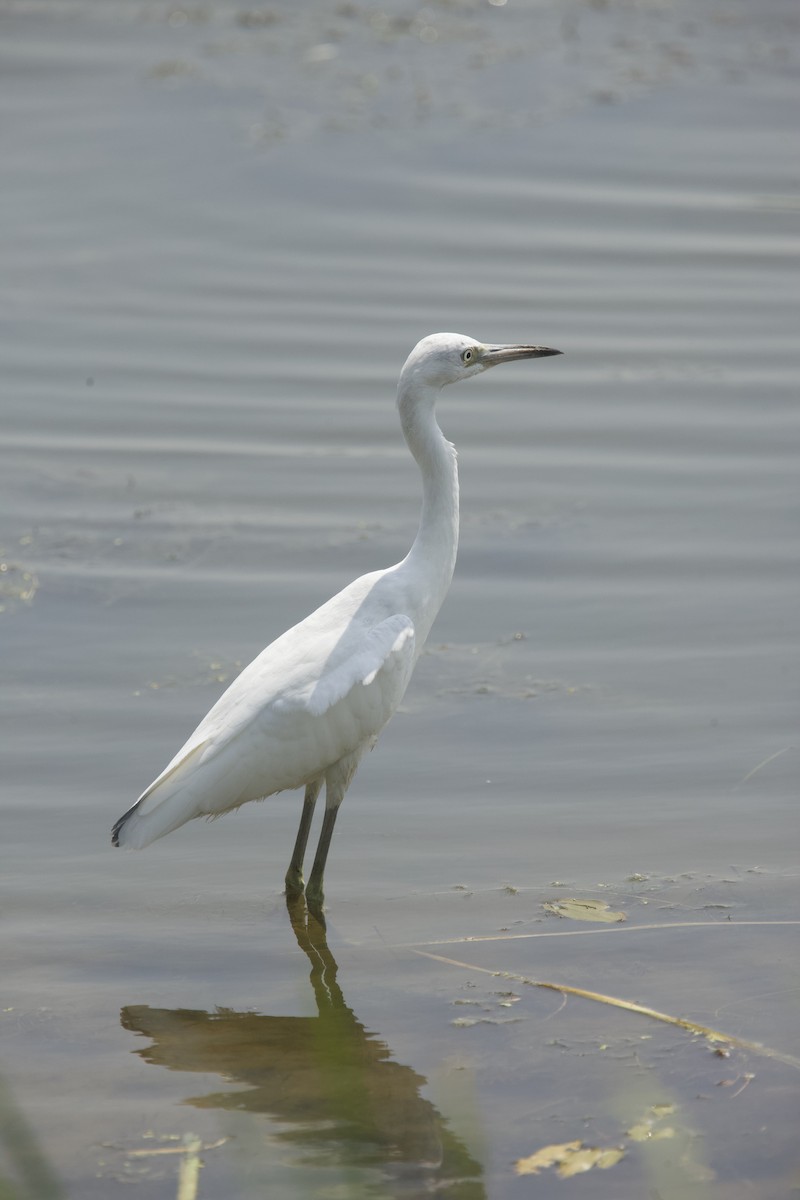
[112,333,561,908]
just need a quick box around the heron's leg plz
[285,778,322,897]
[305,803,341,914]
[305,754,360,913]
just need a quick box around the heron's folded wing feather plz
[137,613,416,797]
[298,614,416,717]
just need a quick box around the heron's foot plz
[305,873,326,916]
[284,865,305,899]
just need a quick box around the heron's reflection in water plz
[121,897,485,1198]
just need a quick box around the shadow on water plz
[120,896,485,1198]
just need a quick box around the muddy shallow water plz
[2,1,799,1196]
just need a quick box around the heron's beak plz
[481,344,562,367]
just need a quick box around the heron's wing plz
[114,612,417,847]
[146,612,415,774]
[294,613,416,717]
[130,614,412,792]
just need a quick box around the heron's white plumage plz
[112,332,561,900]
[114,581,417,847]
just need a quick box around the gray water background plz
[1,1,799,1197]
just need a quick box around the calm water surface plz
[1,1,798,1196]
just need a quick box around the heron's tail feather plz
[112,741,211,849]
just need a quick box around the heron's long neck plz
[397,381,460,623]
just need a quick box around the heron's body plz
[112,333,560,907]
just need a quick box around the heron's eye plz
[461,347,476,365]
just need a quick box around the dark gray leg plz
[304,751,361,913]
[285,779,322,897]
[305,803,342,914]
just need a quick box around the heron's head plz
[399,332,562,392]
